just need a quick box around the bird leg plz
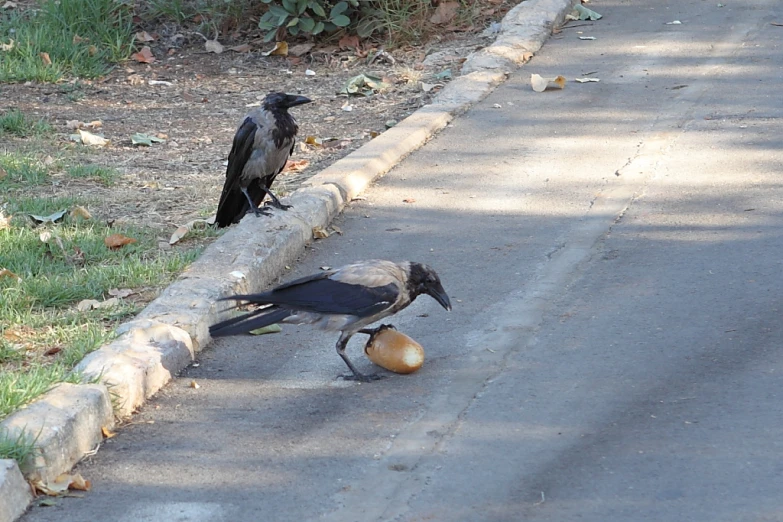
[336,332,382,382]
[259,187,292,211]
[241,187,272,217]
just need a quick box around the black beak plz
[429,285,452,311]
[284,95,312,108]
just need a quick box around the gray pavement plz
[23,0,783,520]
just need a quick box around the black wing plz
[226,276,399,318]
[215,117,259,228]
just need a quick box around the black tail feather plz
[209,307,291,337]
[215,181,266,228]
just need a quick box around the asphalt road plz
[24,0,783,520]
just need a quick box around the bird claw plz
[340,372,385,383]
[266,202,292,211]
[247,207,272,217]
[358,324,396,336]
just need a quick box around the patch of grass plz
[0,363,83,420]
[66,164,119,186]
[0,151,51,187]
[0,0,134,82]
[0,195,204,423]
[0,110,52,138]
[367,0,431,45]
[145,0,252,33]
[0,428,38,463]
[147,0,198,24]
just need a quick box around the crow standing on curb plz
[215,92,312,228]
[209,260,452,382]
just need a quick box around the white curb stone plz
[0,460,32,522]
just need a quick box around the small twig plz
[560,23,595,29]
[534,491,546,505]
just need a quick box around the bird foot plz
[247,206,272,217]
[265,201,292,211]
[340,372,385,383]
[358,324,396,336]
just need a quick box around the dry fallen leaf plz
[135,31,155,42]
[131,46,156,63]
[30,209,67,224]
[77,129,110,147]
[127,73,144,85]
[283,159,310,173]
[228,43,251,53]
[169,225,189,245]
[429,1,459,24]
[40,52,52,65]
[531,73,566,92]
[2,1,18,8]
[70,206,92,220]
[76,298,120,311]
[205,39,224,54]
[288,42,314,56]
[403,198,416,203]
[0,268,21,282]
[101,426,117,439]
[33,473,91,496]
[190,380,200,389]
[338,34,360,50]
[104,233,137,250]
[0,38,14,52]
[305,135,323,147]
[169,218,210,245]
[44,346,62,356]
[108,288,134,298]
[312,226,330,239]
[262,41,288,56]
[0,210,11,229]
[76,299,100,312]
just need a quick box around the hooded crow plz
[209,260,451,381]
[215,92,311,228]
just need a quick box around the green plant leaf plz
[298,16,315,32]
[330,1,348,16]
[297,0,308,15]
[331,13,350,26]
[309,1,326,17]
[312,20,325,33]
[323,20,337,32]
[264,28,278,41]
[282,0,297,14]
[289,25,300,34]
[259,11,277,29]
[269,5,290,17]
[287,16,300,26]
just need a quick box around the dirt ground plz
[0,16,509,235]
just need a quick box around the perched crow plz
[215,92,312,228]
[209,260,452,381]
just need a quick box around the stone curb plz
[0,0,576,519]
